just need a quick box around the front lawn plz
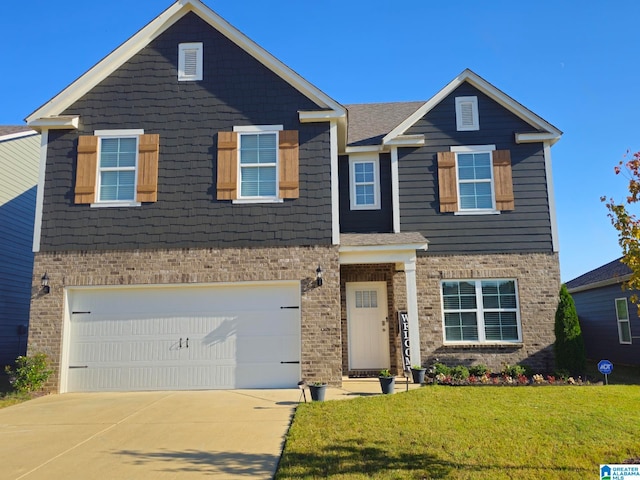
[276,385,640,479]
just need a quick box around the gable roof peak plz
[26,0,344,125]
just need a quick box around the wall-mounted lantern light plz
[41,273,50,294]
[316,266,323,287]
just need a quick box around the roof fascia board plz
[383,69,562,144]
[0,130,39,142]
[28,116,80,130]
[384,134,425,146]
[339,243,428,265]
[344,145,383,154]
[27,0,345,123]
[516,132,561,145]
[299,110,345,122]
[567,274,631,294]
[339,242,429,253]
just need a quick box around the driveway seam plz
[14,393,176,480]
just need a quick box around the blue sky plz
[2,0,638,282]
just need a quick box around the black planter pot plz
[411,368,426,384]
[309,384,327,401]
[379,376,395,394]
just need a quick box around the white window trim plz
[455,96,479,131]
[178,42,203,81]
[450,145,499,215]
[232,125,283,203]
[91,129,143,208]
[615,298,633,345]
[349,154,381,210]
[441,279,522,344]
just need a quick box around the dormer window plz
[178,43,203,81]
[455,96,479,131]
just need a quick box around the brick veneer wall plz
[28,246,341,392]
[416,252,561,373]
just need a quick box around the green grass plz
[276,386,640,479]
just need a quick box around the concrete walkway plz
[0,378,419,480]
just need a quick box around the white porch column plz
[404,259,421,366]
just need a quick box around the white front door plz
[346,282,389,370]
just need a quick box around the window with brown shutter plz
[217,131,238,200]
[492,150,514,211]
[216,128,299,201]
[437,151,458,213]
[438,148,514,213]
[279,130,299,199]
[74,131,159,205]
[75,136,99,204]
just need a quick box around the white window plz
[178,42,203,81]
[615,298,633,344]
[349,155,380,210]
[451,145,497,213]
[455,96,479,131]
[442,279,521,343]
[234,125,282,201]
[94,129,143,206]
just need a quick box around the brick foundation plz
[28,246,341,392]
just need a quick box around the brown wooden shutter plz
[493,150,514,211]
[437,151,458,213]
[279,130,299,199]
[217,131,238,200]
[136,134,160,203]
[74,135,99,204]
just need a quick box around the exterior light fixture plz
[316,266,323,287]
[41,273,50,294]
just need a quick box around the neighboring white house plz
[0,126,40,366]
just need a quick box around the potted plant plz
[308,382,327,401]
[410,365,426,384]
[378,369,395,394]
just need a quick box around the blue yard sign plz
[598,360,613,385]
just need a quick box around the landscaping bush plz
[4,353,52,394]
[554,284,586,375]
[469,364,489,376]
[450,365,470,380]
[429,362,451,377]
[501,364,528,378]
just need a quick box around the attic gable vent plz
[455,96,479,131]
[178,42,203,81]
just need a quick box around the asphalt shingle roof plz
[345,101,426,147]
[0,125,34,137]
[565,257,631,290]
[340,232,428,247]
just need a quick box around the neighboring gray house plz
[0,126,40,366]
[26,0,563,393]
[566,257,640,366]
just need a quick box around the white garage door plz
[64,283,301,392]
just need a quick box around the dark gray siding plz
[339,153,393,233]
[40,13,332,251]
[572,283,640,366]
[401,82,553,254]
[0,187,35,365]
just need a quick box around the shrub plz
[429,362,451,377]
[554,285,586,375]
[501,364,527,378]
[469,364,489,376]
[5,353,52,394]
[450,365,470,380]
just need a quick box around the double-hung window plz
[615,298,633,344]
[450,145,497,213]
[235,126,280,200]
[97,135,138,203]
[442,279,521,343]
[349,155,380,210]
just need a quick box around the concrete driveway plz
[0,389,303,480]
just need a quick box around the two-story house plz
[26,0,562,393]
